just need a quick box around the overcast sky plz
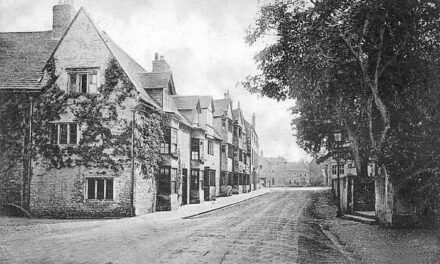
[0,0,310,162]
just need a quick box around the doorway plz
[182,169,188,205]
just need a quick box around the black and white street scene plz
[1,0,440,263]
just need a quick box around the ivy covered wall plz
[28,57,163,218]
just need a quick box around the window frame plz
[67,69,98,94]
[208,140,214,155]
[50,122,78,145]
[86,177,114,201]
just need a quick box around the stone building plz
[213,95,234,196]
[1,2,162,217]
[0,1,260,217]
[259,156,309,187]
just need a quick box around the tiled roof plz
[140,72,171,89]
[213,99,230,117]
[0,31,58,90]
[100,31,159,109]
[199,95,212,109]
[172,95,199,110]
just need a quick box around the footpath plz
[0,188,271,240]
[314,190,440,264]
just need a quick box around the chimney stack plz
[224,90,230,100]
[252,113,256,128]
[152,53,171,72]
[52,0,76,39]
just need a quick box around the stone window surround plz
[50,121,78,146]
[66,67,99,94]
[86,177,114,201]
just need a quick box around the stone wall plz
[30,165,132,218]
[0,159,23,212]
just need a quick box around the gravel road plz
[1,188,349,264]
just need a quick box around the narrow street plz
[0,188,351,264]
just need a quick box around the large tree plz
[245,0,440,205]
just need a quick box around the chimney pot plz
[152,53,171,72]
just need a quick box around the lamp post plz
[334,130,343,217]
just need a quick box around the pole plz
[130,109,135,217]
[26,97,34,211]
[336,147,342,217]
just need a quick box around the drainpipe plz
[130,109,135,217]
[26,97,34,211]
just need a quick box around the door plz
[182,169,188,205]
[204,168,210,201]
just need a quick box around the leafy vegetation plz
[245,0,440,209]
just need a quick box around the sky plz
[0,0,310,162]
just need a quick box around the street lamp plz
[334,130,343,217]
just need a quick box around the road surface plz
[1,188,350,264]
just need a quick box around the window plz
[171,129,178,153]
[160,129,170,154]
[191,139,201,160]
[50,123,78,145]
[339,164,345,174]
[191,169,199,190]
[209,170,216,186]
[239,150,243,162]
[227,144,234,159]
[221,144,226,154]
[332,164,345,175]
[222,119,226,130]
[68,71,98,94]
[239,128,242,139]
[87,178,113,200]
[171,168,178,194]
[234,126,237,137]
[208,140,214,155]
[228,120,232,132]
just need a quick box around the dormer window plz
[67,69,98,94]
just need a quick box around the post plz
[336,151,342,217]
[130,109,135,217]
[26,97,34,211]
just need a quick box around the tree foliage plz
[245,0,440,206]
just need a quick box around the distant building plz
[259,156,309,187]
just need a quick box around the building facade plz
[0,1,260,217]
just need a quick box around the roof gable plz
[140,71,175,95]
[46,8,158,108]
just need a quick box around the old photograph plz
[0,0,439,263]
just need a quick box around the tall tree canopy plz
[245,0,440,205]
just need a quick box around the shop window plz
[87,178,113,200]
